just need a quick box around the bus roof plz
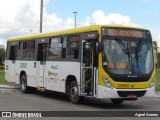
[7,25,149,41]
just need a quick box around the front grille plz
[110,75,151,82]
[117,90,146,97]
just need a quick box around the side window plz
[5,42,10,59]
[48,37,62,60]
[9,46,17,60]
[62,37,67,59]
[66,36,80,59]
[24,40,35,59]
[18,41,23,59]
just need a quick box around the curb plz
[0,85,20,89]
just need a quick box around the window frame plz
[23,40,35,60]
[48,37,62,60]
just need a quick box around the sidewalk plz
[0,83,20,89]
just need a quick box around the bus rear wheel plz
[20,75,30,93]
[111,99,124,104]
[69,81,83,104]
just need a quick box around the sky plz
[0,0,160,47]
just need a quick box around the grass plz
[0,70,7,84]
[155,69,160,90]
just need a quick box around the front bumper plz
[97,85,155,99]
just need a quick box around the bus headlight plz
[149,78,155,88]
[102,76,114,89]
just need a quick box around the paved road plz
[0,88,160,120]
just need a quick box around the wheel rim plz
[71,86,78,99]
[21,77,25,90]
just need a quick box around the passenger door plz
[81,40,96,96]
[9,46,17,82]
[37,43,47,87]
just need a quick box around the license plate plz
[127,94,137,98]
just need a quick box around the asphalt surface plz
[0,85,160,120]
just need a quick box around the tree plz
[156,52,160,68]
[153,41,158,52]
[153,41,160,68]
[0,48,5,65]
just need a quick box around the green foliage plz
[153,41,158,52]
[0,48,5,65]
[0,71,7,84]
[155,69,160,90]
[157,52,160,67]
[153,41,160,68]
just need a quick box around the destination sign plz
[108,29,143,38]
[103,28,151,38]
[68,35,80,42]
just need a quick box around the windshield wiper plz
[115,38,131,64]
[135,40,142,58]
[134,40,142,73]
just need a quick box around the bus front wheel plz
[20,75,30,93]
[69,81,83,104]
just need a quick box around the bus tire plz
[20,75,30,93]
[111,99,124,104]
[69,81,83,104]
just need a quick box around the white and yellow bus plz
[5,25,156,104]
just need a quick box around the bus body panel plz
[36,61,43,87]
[5,60,16,83]
[6,60,81,93]
[5,60,10,82]
[44,61,80,93]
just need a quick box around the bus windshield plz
[102,38,153,75]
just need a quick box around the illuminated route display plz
[102,28,151,38]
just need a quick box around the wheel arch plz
[65,75,77,93]
[19,71,26,84]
